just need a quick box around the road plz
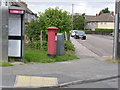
[75,34,113,59]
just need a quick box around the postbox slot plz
[55,33,57,41]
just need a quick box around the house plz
[84,12,114,31]
[0,0,37,24]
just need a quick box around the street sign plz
[10,10,24,14]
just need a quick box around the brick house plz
[84,12,114,31]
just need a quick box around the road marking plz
[15,75,58,87]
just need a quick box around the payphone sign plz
[10,10,24,14]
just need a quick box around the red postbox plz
[47,27,58,57]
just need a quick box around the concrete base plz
[47,54,56,58]
[118,42,120,59]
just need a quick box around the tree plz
[99,7,110,15]
[26,19,40,42]
[73,13,85,30]
[38,7,72,33]
[26,7,72,42]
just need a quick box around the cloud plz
[26,0,115,15]
[25,0,115,3]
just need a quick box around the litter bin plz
[56,33,64,55]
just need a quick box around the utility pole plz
[113,0,120,60]
[72,4,74,30]
[40,30,42,48]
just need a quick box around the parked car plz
[110,32,120,37]
[110,32,114,37]
[74,31,86,40]
[70,30,77,37]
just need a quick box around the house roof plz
[85,13,114,22]
[11,1,35,15]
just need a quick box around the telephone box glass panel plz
[8,40,21,57]
[9,14,21,36]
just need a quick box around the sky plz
[24,0,115,15]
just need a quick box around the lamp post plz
[72,4,74,30]
[113,0,120,60]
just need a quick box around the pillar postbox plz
[0,6,25,62]
[47,27,58,58]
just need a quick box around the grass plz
[0,61,14,67]
[105,59,120,63]
[24,47,79,63]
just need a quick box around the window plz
[94,22,96,25]
[104,22,107,25]
[101,22,103,25]
[5,2,7,6]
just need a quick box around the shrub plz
[26,42,35,49]
[42,40,48,51]
[65,40,75,51]
[35,40,41,49]
[25,40,47,51]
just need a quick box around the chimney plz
[111,11,114,16]
[96,14,98,17]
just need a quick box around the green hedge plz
[85,28,116,34]
[95,28,113,32]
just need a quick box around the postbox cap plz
[47,27,58,30]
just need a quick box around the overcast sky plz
[24,0,115,15]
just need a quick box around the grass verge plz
[0,62,14,67]
[105,59,120,63]
[24,47,79,63]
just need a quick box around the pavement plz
[1,35,119,88]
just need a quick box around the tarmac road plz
[75,34,113,59]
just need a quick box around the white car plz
[70,30,77,37]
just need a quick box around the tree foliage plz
[38,7,72,33]
[73,13,85,30]
[99,7,110,15]
[26,19,40,42]
[26,7,72,42]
